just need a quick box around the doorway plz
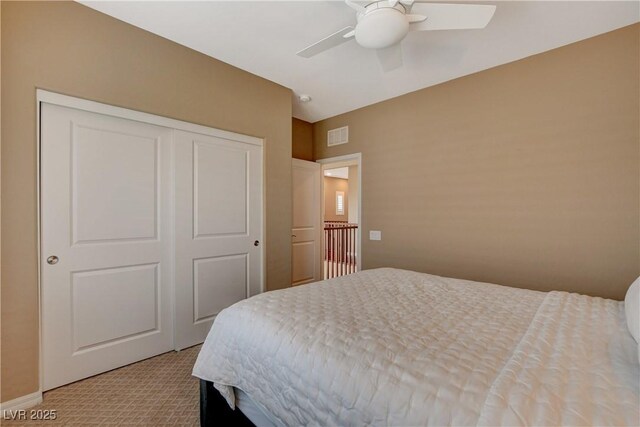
[317,154,362,279]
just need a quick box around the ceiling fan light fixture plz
[296,1,498,73]
[355,7,409,49]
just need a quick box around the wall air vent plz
[327,126,349,147]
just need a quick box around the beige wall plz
[324,177,349,222]
[314,24,640,301]
[292,118,313,161]
[1,1,292,402]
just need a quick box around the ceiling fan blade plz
[407,14,427,23]
[409,3,496,31]
[376,44,403,72]
[345,0,366,14]
[296,26,355,58]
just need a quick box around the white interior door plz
[174,130,263,350]
[292,159,322,286]
[41,103,174,391]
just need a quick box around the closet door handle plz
[254,240,260,247]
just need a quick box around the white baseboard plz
[0,391,43,412]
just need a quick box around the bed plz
[193,268,640,426]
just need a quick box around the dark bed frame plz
[200,380,256,427]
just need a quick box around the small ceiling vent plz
[327,126,349,147]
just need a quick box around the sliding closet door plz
[174,130,263,350]
[41,103,174,391]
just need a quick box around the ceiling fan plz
[296,0,496,72]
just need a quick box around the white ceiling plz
[81,1,639,123]
[325,167,349,178]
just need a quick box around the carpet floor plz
[3,345,202,426]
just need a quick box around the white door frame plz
[316,153,363,272]
[36,89,265,395]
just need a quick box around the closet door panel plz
[174,130,263,350]
[41,103,174,391]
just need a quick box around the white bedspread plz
[193,268,640,426]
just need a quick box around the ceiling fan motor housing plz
[355,2,410,49]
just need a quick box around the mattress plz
[193,268,640,426]
[235,388,277,427]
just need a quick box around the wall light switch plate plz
[369,230,382,241]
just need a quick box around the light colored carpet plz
[4,345,201,426]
